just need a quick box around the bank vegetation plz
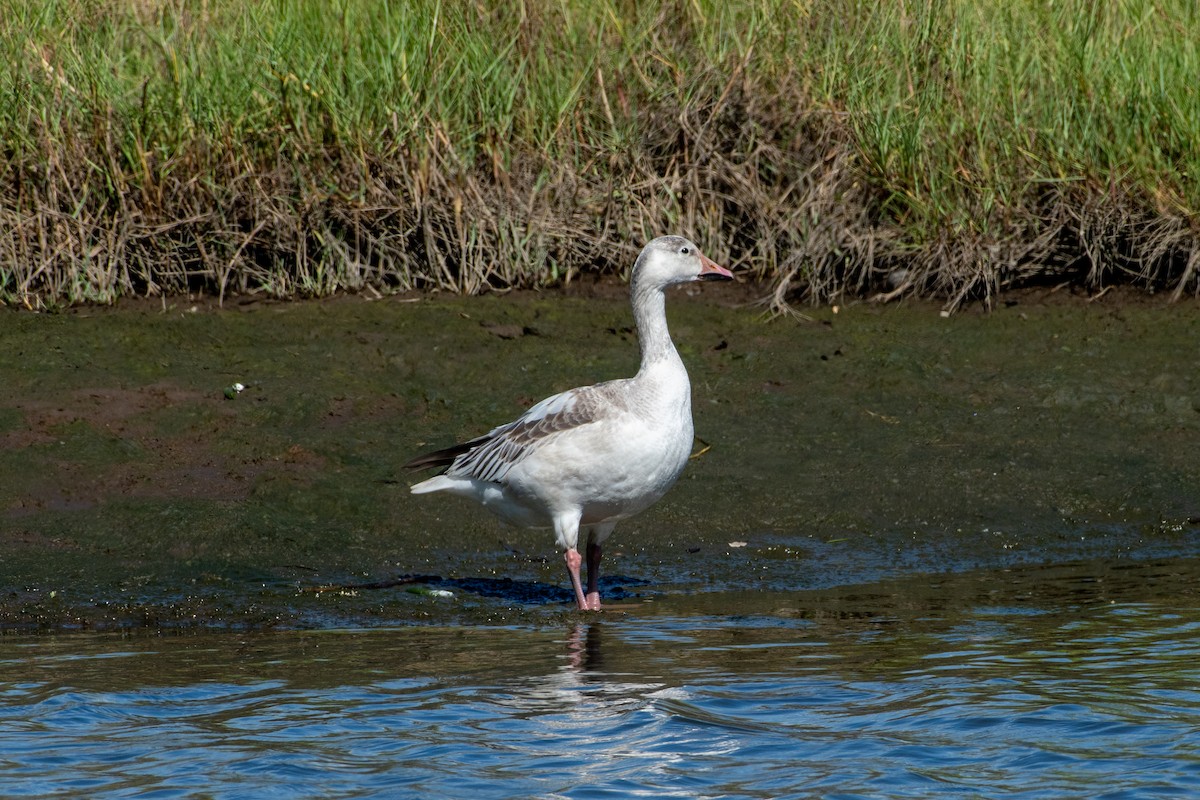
[2,0,1197,310]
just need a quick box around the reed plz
[1,0,1196,309]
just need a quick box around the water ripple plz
[3,563,1200,799]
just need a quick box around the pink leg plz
[585,541,602,611]
[564,548,589,610]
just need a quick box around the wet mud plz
[2,288,1198,632]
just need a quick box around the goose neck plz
[631,279,679,371]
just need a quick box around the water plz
[5,558,1199,799]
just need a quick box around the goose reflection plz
[564,621,606,675]
[489,623,669,721]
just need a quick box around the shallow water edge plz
[4,554,1200,799]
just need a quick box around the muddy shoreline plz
[3,286,1198,632]
[26,275,1200,317]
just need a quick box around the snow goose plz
[404,236,732,610]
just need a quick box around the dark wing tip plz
[402,440,478,472]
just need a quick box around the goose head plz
[632,236,733,290]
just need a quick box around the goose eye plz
[680,246,691,255]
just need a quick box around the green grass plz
[826,0,1198,226]
[1,0,1197,309]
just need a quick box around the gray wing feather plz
[446,382,624,484]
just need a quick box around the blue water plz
[3,559,1200,799]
